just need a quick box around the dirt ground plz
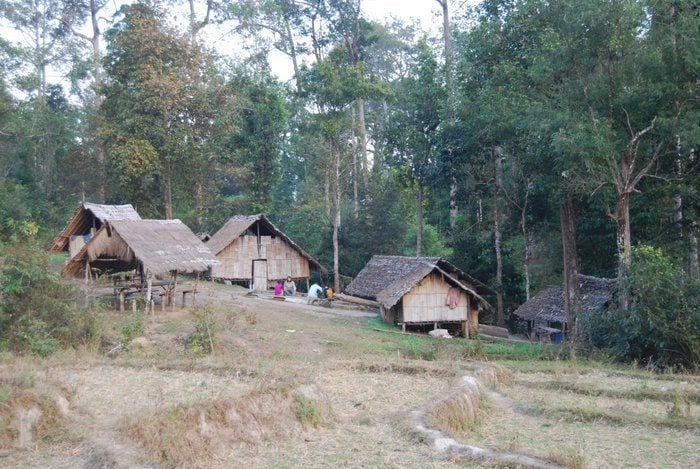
[1,281,698,468]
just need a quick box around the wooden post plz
[145,274,153,313]
[84,260,90,284]
[119,289,125,312]
[171,271,178,311]
[193,272,200,306]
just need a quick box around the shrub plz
[0,242,97,356]
[583,245,700,370]
[185,307,216,354]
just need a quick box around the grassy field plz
[1,281,698,467]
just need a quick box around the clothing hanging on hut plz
[445,287,461,309]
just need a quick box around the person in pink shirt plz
[273,281,284,296]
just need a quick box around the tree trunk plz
[436,0,458,230]
[493,145,505,326]
[164,169,173,220]
[285,19,300,83]
[416,182,423,257]
[690,220,699,277]
[560,199,582,345]
[332,140,341,293]
[450,176,458,230]
[85,0,105,200]
[520,189,532,300]
[615,192,632,311]
[351,106,358,216]
[356,98,368,189]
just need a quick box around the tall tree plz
[101,3,227,219]
[383,40,443,257]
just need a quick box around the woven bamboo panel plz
[401,272,469,323]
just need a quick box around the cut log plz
[479,324,509,338]
[334,293,380,308]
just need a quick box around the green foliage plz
[121,314,145,346]
[0,242,97,356]
[295,395,321,429]
[185,307,216,355]
[583,246,700,370]
[221,71,288,213]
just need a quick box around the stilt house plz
[344,256,493,337]
[206,214,325,290]
[62,219,219,281]
[49,202,141,258]
[513,275,616,339]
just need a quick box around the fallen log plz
[334,293,380,308]
[478,324,509,338]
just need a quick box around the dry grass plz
[1,281,698,468]
[468,363,700,468]
[122,382,331,467]
[0,357,73,450]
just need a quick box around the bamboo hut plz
[62,219,218,278]
[513,275,616,340]
[48,202,141,258]
[344,256,493,337]
[206,214,325,291]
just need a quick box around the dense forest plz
[0,0,698,366]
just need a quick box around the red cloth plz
[445,287,461,309]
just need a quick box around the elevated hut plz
[49,202,141,258]
[206,214,325,291]
[62,219,218,281]
[513,275,616,340]
[344,256,493,337]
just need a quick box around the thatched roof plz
[344,255,493,310]
[206,214,325,272]
[513,275,616,324]
[62,219,219,278]
[49,202,141,253]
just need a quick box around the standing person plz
[307,283,323,304]
[273,280,284,296]
[283,276,296,296]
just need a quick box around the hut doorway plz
[252,259,268,292]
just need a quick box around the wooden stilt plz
[145,274,153,313]
[171,271,178,311]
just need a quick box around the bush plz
[583,245,700,370]
[0,242,97,356]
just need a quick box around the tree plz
[221,70,287,213]
[101,3,228,219]
[382,40,443,257]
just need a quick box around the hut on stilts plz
[206,214,325,292]
[513,275,616,342]
[344,256,493,338]
[48,202,141,258]
[62,219,219,311]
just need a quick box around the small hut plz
[62,219,218,295]
[344,256,492,337]
[206,214,325,291]
[513,275,616,340]
[49,202,141,258]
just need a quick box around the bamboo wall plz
[211,235,311,280]
[400,272,470,323]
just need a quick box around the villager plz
[274,281,284,296]
[307,283,323,304]
[283,276,296,296]
[324,285,334,299]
